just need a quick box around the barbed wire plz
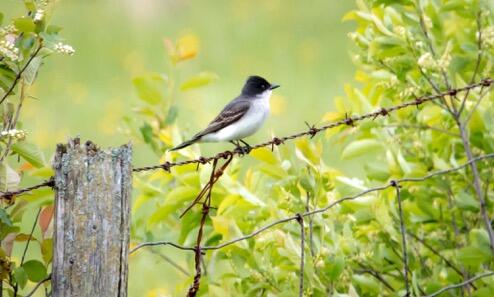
[130,153,494,295]
[133,78,492,173]
[1,78,492,202]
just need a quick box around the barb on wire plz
[131,153,494,255]
[3,79,492,202]
[422,271,494,297]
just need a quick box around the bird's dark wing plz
[194,99,251,139]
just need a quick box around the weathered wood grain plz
[52,138,132,297]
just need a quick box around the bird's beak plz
[269,84,280,90]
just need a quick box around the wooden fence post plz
[51,138,132,297]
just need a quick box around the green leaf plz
[341,139,382,159]
[139,123,154,144]
[454,191,479,212]
[457,246,493,267]
[180,71,218,91]
[23,56,42,85]
[0,208,12,226]
[133,73,166,105]
[13,267,28,289]
[22,260,47,282]
[12,142,45,168]
[14,17,35,33]
[0,163,20,192]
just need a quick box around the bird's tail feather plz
[170,138,199,151]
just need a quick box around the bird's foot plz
[234,145,251,156]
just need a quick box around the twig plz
[422,271,494,297]
[356,265,395,292]
[14,208,41,297]
[458,10,483,115]
[305,193,315,259]
[296,214,305,297]
[416,0,453,94]
[148,249,190,277]
[0,44,43,105]
[24,274,51,297]
[1,79,27,162]
[456,119,494,252]
[132,153,494,254]
[465,85,491,124]
[391,181,410,297]
[407,231,466,279]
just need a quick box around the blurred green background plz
[2,0,356,295]
[3,0,355,165]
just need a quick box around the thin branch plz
[0,43,43,105]
[392,181,410,297]
[458,10,483,115]
[24,274,51,297]
[407,231,465,278]
[422,271,494,297]
[456,118,494,252]
[416,0,453,94]
[465,85,491,125]
[296,214,305,297]
[1,79,27,162]
[14,208,41,297]
[148,249,190,277]
[305,192,315,260]
[356,265,395,292]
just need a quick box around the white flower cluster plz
[0,25,17,35]
[482,26,494,48]
[0,129,26,140]
[399,86,418,99]
[34,9,45,22]
[0,39,19,61]
[54,42,75,55]
[417,52,435,70]
[438,42,452,71]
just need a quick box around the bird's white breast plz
[200,91,272,142]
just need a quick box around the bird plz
[170,75,280,153]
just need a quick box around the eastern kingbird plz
[170,75,280,152]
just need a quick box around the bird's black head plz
[241,75,280,96]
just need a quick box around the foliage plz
[0,0,71,296]
[129,0,494,296]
